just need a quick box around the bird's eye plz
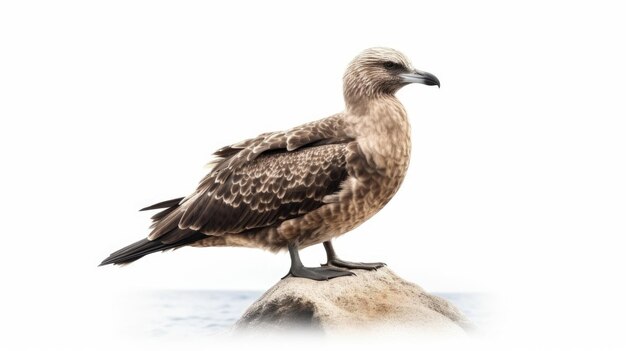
[383,61,399,69]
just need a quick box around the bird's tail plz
[99,233,206,266]
[99,196,203,266]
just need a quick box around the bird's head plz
[343,47,439,104]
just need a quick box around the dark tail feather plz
[100,196,192,266]
[150,206,178,222]
[99,232,206,266]
[140,197,185,211]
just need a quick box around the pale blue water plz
[119,290,490,337]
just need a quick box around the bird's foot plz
[283,265,355,281]
[323,258,386,271]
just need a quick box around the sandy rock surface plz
[234,267,471,336]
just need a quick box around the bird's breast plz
[350,136,410,205]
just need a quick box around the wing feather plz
[147,115,352,242]
[181,143,348,235]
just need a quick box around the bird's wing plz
[148,115,352,243]
[209,114,349,173]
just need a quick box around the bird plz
[100,47,440,281]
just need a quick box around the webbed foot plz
[284,265,355,280]
[323,258,386,271]
[284,243,355,281]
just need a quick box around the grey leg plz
[283,243,355,280]
[322,240,386,270]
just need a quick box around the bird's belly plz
[279,169,406,248]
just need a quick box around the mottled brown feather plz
[149,143,350,243]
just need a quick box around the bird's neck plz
[344,95,410,135]
[344,95,412,172]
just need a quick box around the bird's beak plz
[400,69,440,88]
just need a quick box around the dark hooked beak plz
[400,69,440,88]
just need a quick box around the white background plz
[1,0,625,350]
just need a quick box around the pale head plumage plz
[343,48,414,101]
[343,47,439,107]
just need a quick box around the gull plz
[100,48,440,280]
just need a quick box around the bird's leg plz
[322,240,386,270]
[283,243,355,281]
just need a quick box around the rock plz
[234,267,471,336]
